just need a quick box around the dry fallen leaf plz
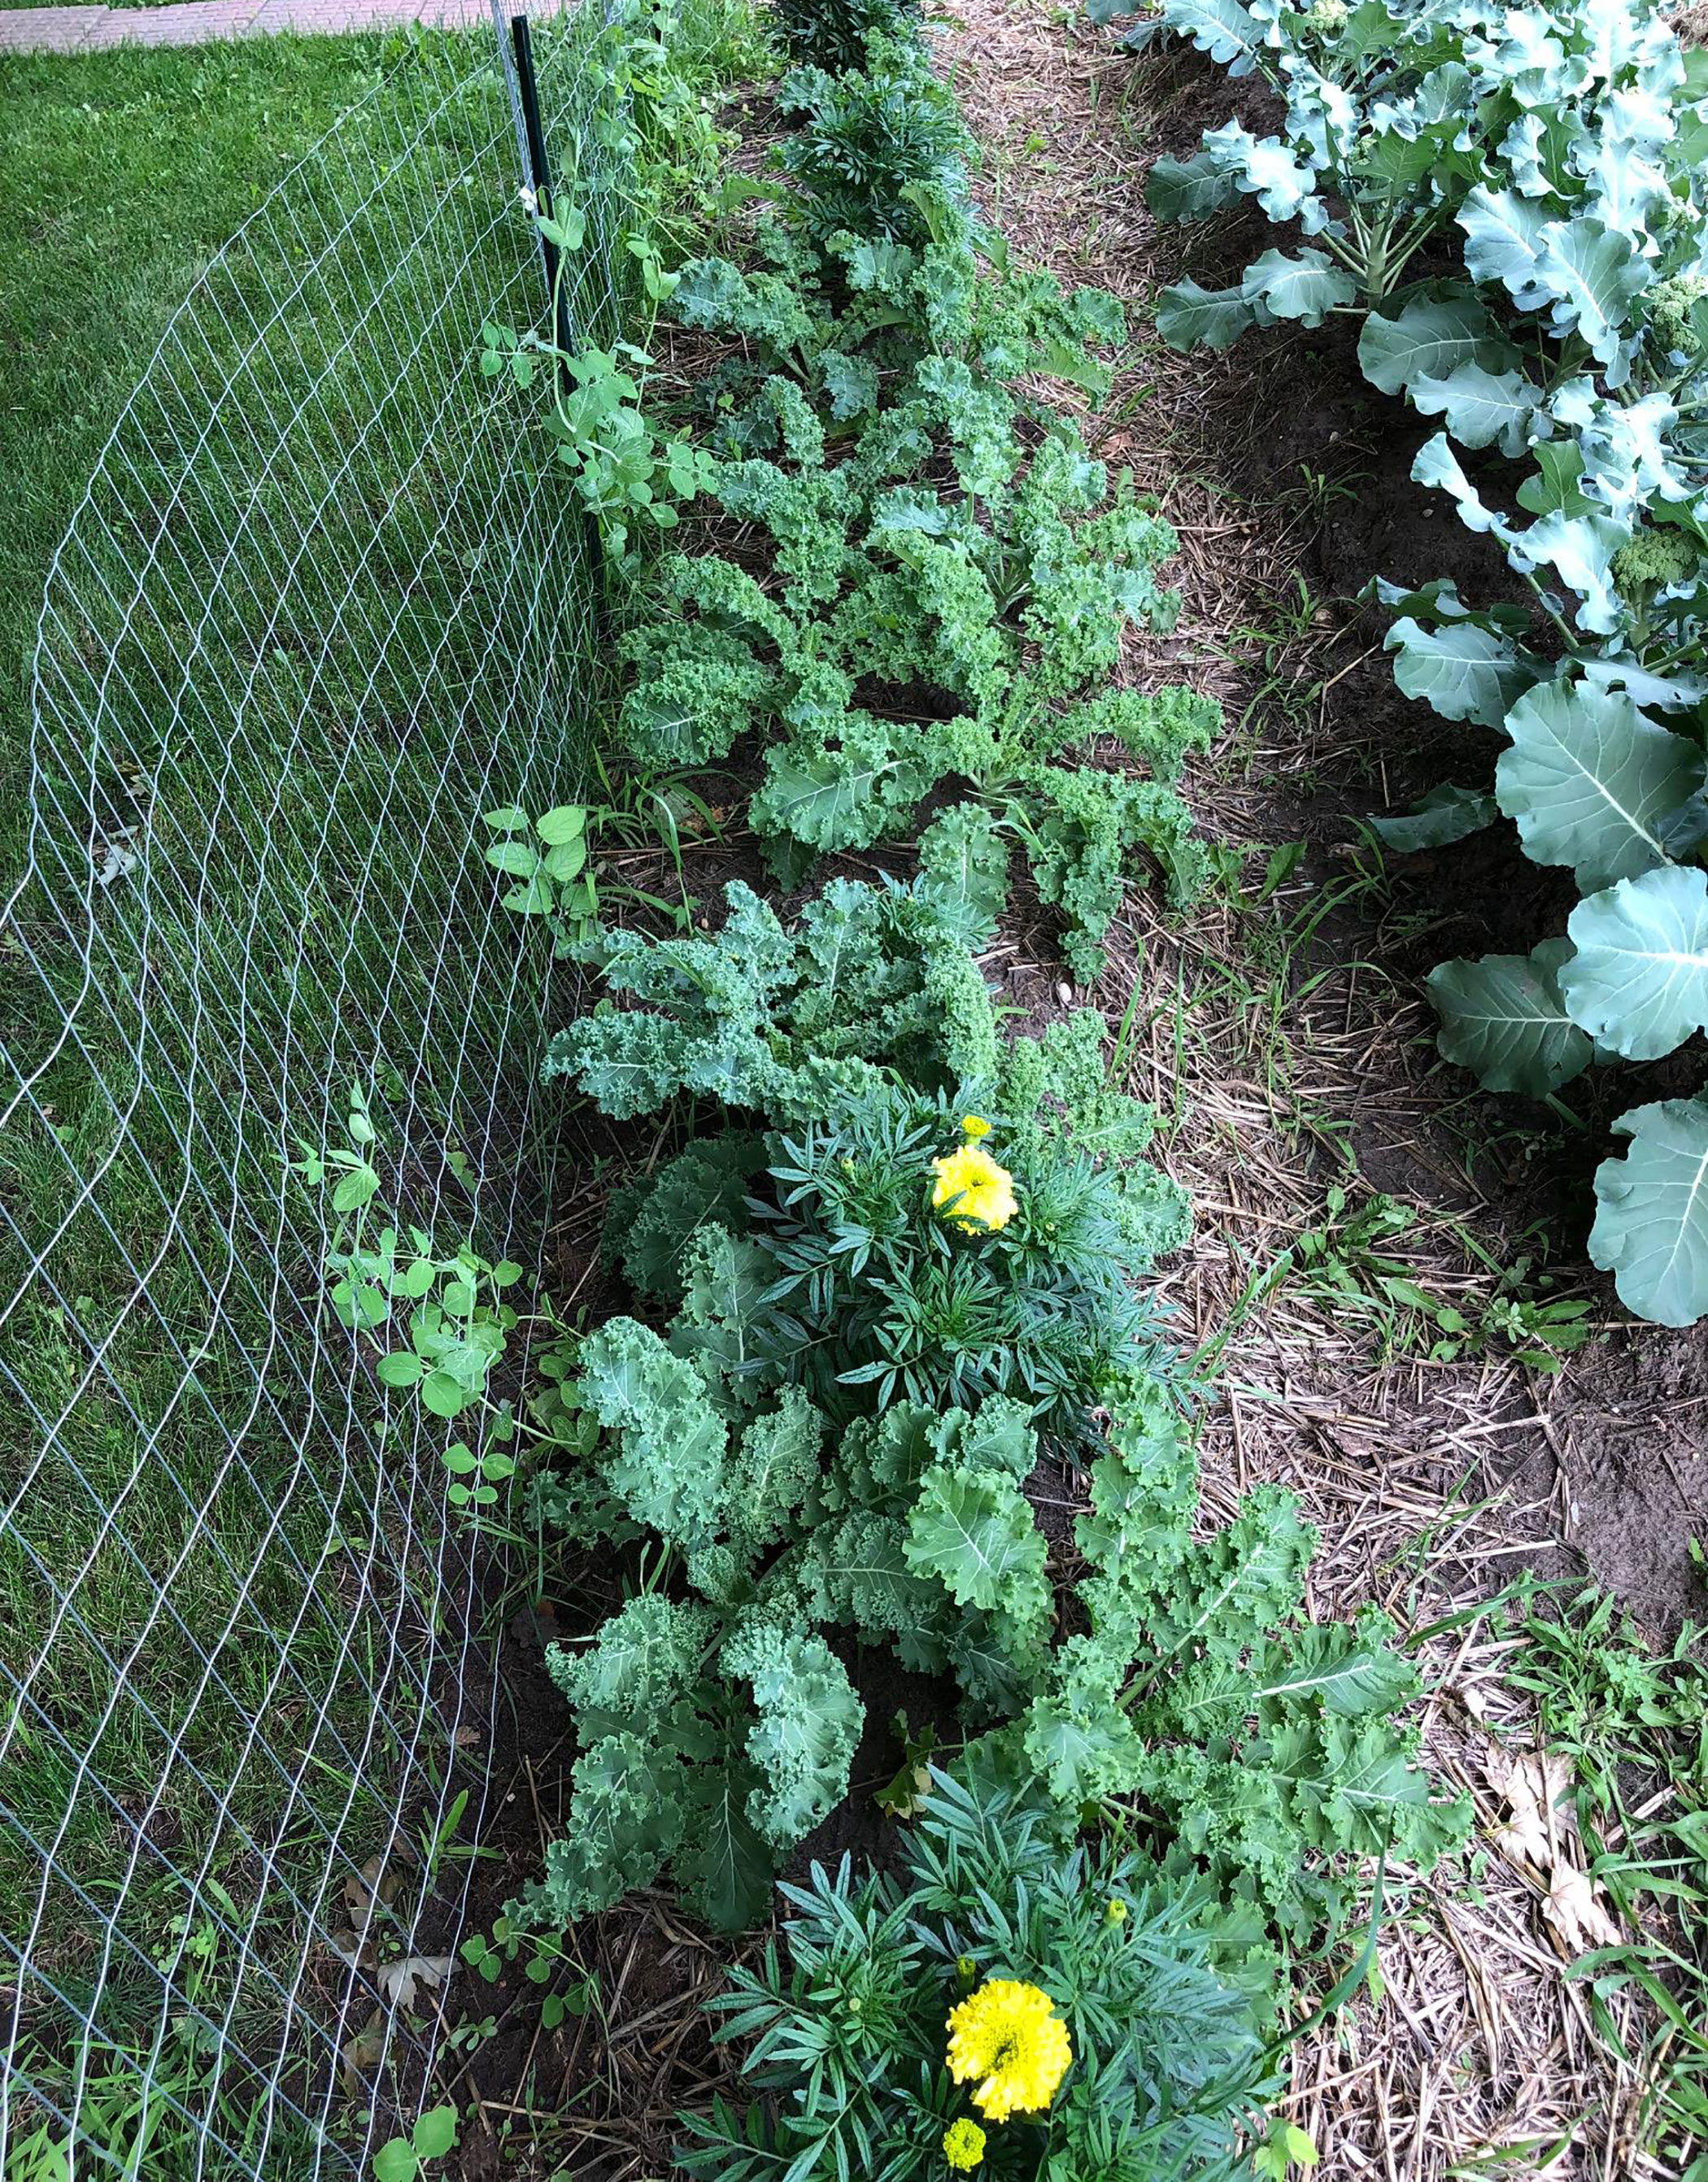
[1488,1751,1572,1873]
[1486,1749,1622,1958]
[1544,1864,1622,1955]
[341,2009,386,2096]
[377,1953,454,2010]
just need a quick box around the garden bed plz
[388,6,1708,2178]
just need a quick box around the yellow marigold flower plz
[945,1978,1072,2123]
[930,1144,1017,1233]
[942,2118,987,2170]
[960,1113,992,1139]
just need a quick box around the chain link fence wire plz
[0,8,627,2171]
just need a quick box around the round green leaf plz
[411,2106,459,2161]
[542,836,588,882]
[374,1352,425,1388]
[501,875,556,915]
[1589,1096,1708,1327]
[535,805,586,846]
[371,2140,418,2182]
[331,1165,380,1214]
[419,1370,468,1420]
[484,840,541,878]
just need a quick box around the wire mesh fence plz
[0,9,625,2172]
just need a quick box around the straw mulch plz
[933,1,1674,2170]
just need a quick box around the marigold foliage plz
[678,1767,1276,2181]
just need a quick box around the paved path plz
[0,0,492,52]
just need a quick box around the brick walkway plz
[0,0,493,52]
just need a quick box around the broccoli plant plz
[1108,0,1708,1321]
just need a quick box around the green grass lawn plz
[1,35,391,870]
[0,31,578,2166]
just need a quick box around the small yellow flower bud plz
[942,2119,986,2171]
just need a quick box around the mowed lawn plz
[1,34,393,880]
[0,33,464,2140]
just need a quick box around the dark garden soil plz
[417,12,1706,2175]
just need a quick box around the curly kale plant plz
[520,1325,1460,1937]
[542,805,1009,1122]
[679,1767,1277,2182]
[988,1387,1466,1941]
[614,14,1215,983]
[612,422,1205,968]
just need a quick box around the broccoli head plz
[1612,525,1702,599]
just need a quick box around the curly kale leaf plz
[714,459,853,604]
[548,1592,718,1736]
[724,1387,826,1572]
[904,1463,1052,1671]
[620,649,778,768]
[792,1505,954,1671]
[533,1596,782,1932]
[610,1132,762,1304]
[670,253,821,364]
[574,1317,729,1553]
[1035,682,1221,781]
[751,712,935,852]
[673,1764,777,1932]
[1012,765,1204,984]
[528,1730,686,1923]
[723,1622,865,1848]
[818,346,881,419]
[672,1226,779,1402]
[1000,1013,1192,1265]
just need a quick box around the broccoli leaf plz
[1588,1095,1708,1327]
[1494,681,1705,890]
[1560,865,1708,1060]
[1427,939,1595,1095]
